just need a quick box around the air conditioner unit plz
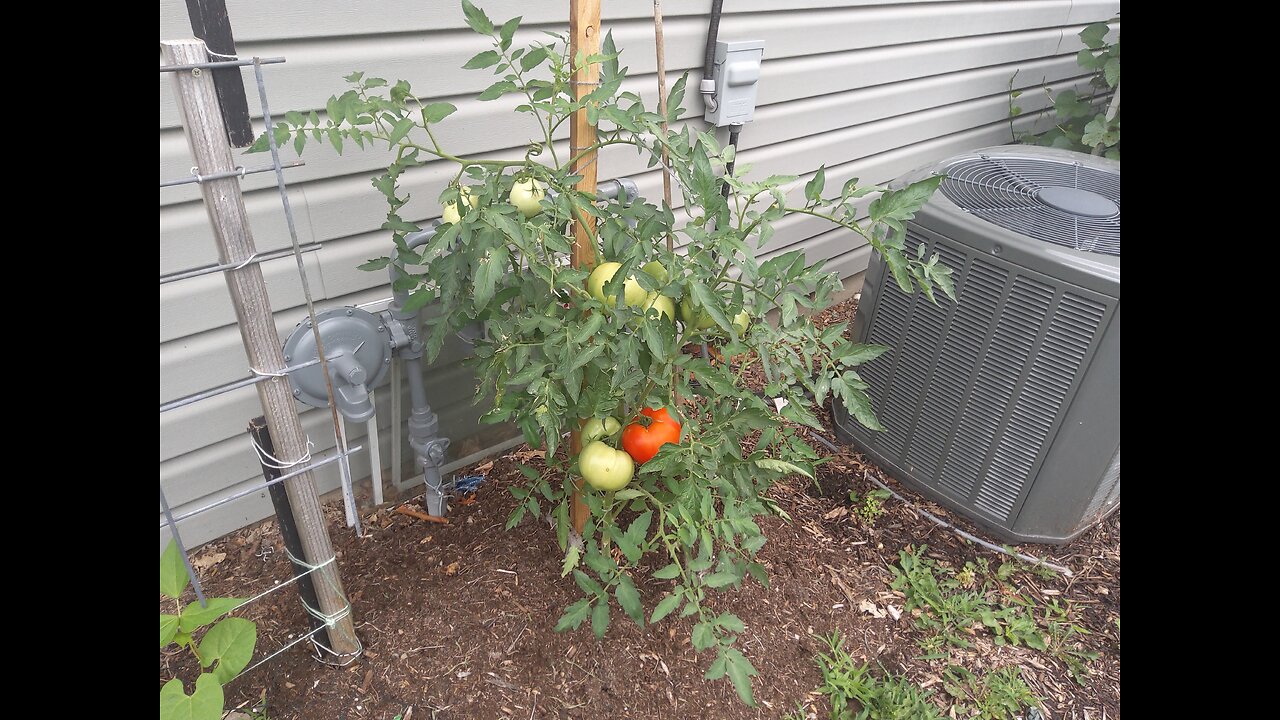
[832,146,1119,545]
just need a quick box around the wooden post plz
[569,0,602,534]
[162,39,360,656]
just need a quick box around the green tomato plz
[642,260,669,286]
[644,293,676,322]
[587,262,647,307]
[733,310,750,336]
[679,297,716,330]
[508,177,546,218]
[578,440,634,491]
[441,186,475,225]
[582,416,621,443]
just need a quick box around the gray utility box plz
[833,146,1120,545]
[704,40,764,127]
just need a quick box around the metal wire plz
[158,445,365,528]
[158,354,341,414]
[159,56,286,73]
[252,57,362,536]
[159,159,306,188]
[159,242,323,285]
[226,552,361,680]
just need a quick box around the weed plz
[943,665,1042,720]
[1042,600,1100,685]
[848,488,893,525]
[890,545,991,650]
[813,632,946,719]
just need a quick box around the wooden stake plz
[162,39,360,656]
[569,0,602,534]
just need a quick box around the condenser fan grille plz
[939,154,1120,256]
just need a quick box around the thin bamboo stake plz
[653,0,674,245]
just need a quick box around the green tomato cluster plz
[589,260,751,334]
[680,298,751,336]
[441,186,475,225]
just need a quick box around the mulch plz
[160,296,1120,719]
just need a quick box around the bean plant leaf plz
[179,597,243,632]
[160,540,190,599]
[198,617,257,684]
[160,614,180,648]
[158,674,224,720]
[1079,22,1110,49]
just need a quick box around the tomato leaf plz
[573,569,604,597]
[554,599,592,632]
[461,0,494,35]
[723,648,759,706]
[753,458,813,480]
[591,599,610,639]
[653,563,681,580]
[650,593,681,623]
[691,622,717,651]
[422,102,458,124]
[804,165,826,204]
[615,575,644,625]
[703,571,737,589]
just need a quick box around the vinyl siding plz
[159,0,1119,548]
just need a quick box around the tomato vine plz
[252,0,954,704]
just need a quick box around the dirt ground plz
[161,297,1121,719]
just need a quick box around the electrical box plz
[704,40,764,127]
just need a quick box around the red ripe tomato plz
[621,406,682,464]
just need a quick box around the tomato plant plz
[252,0,953,704]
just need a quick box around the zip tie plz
[207,49,239,60]
[251,434,314,469]
[233,252,261,270]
